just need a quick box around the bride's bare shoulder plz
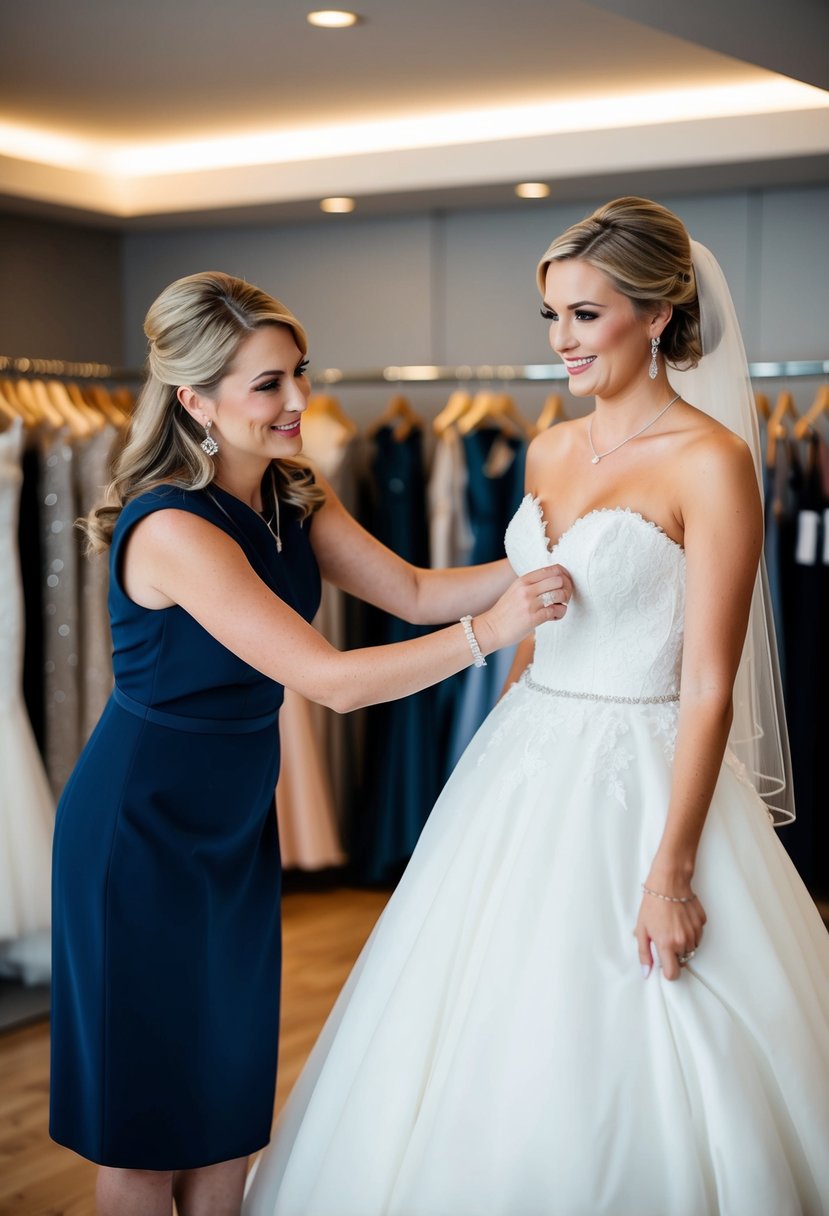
[526,416,585,470]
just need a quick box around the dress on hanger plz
[355,424,440,883]
[274,410,351,869]
[244,497,829,1216]
[39,426,81,798]
[50,482,320,1169]
[427,426,473,570]
[442,427,526,777]
[0,419,54,985]
[75,422,120,742]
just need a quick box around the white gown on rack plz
[245,496,829,1216]
[0,419,54,984]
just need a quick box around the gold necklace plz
[264,468,283,552]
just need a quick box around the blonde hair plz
[537,197,702,368]
[82,271,325,554]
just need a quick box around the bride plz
[244,198,829,1216]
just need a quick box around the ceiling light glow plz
[515,182,550,198]
[320,196,355,212]
[1,79,826,180]
[307,10,359,27]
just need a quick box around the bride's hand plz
[634,882,707,982]
[475,564,573,653]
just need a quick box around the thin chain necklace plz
[587,393,680,465]
[264,467,283,553]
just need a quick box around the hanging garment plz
[74,422,120,742]
[50,483,321,1169]
[244,498,829,1216]
[274,410,354,869]
[427,426,473,570]
[39,427,81,798]
[763,435,796,687]
[442,428,526,777]
[355,425,440,883]
[276,687,344,870]
[18,436,45,752]
[784,433,829,892]
[0,419,54,985]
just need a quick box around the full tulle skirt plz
[245,683,829,1216]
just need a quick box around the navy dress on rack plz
[355,425,440,883]
[442,427,526,777]
[50,481,320,1170]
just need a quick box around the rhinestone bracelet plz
[460,615,487,668]
[641,883,696,904]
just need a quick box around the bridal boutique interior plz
[0,0,828,1210]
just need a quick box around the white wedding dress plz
[245,496,829,1216]
[0,419,54,984]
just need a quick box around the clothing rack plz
[0,355,142,381]
[313,360,829,386]
[3,355,827,387]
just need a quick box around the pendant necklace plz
[264,468,283,552]
[587,393,680,465]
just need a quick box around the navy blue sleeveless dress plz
[50,481,320,1170]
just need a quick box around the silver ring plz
[677,949,696,965]
[541,591,555,607]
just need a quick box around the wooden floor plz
[0,887,389,1216]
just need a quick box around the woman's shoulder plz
[114,483,217,536]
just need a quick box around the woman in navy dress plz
[49,271,570,1216]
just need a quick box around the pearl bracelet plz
[641,883,696,904]
[460,615,487,668]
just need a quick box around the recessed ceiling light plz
[307,10,360,27]
[320,196,355,213]
[515,182,550,199]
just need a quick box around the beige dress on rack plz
[274,412,352,869]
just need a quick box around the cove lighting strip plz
[1,79,827,180]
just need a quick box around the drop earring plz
[648,336,660,381]
[200,420,219,456]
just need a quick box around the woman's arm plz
[499,636,535,699]
[635,431,763,981]
[123,508,567,714]
[309,472,570,626]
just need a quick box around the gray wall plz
[0,214,123,364]
[119,182,829,423]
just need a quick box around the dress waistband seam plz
[112,685,278,734]
[522,673,679,705]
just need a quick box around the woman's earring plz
[648,336,660,380]
[200,420,219,456]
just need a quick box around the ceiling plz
[0,0,827,226]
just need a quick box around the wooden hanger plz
[754,392,770,421]
[793,385,829,440]
[766,390,799,467]
[458,390,534,439]
[32,379,91,438]
[535,393,567,433]
[74,382,129,427]
[47,380,104,435]
[0,378,40,427]
[366,393,424,442]
[433,389,472,436]
[305,393,358,437]
[12,378,65,429]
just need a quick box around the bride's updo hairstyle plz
[82,271,324,554]
[537,197,704,370]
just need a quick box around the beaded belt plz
[522,673,679,705]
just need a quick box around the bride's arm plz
[310,471,571,626]
[635,430,762,981]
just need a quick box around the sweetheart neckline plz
[520,494,686,560]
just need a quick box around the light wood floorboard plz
[0,887,388,1216]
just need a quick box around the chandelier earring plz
[648,336,660,381]
[200,419,219,456]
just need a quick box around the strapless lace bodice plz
[505,495,686,699]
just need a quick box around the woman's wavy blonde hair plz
[82,270,325,554]
[537,197,702,369]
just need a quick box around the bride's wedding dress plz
[245,495,829,1216]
